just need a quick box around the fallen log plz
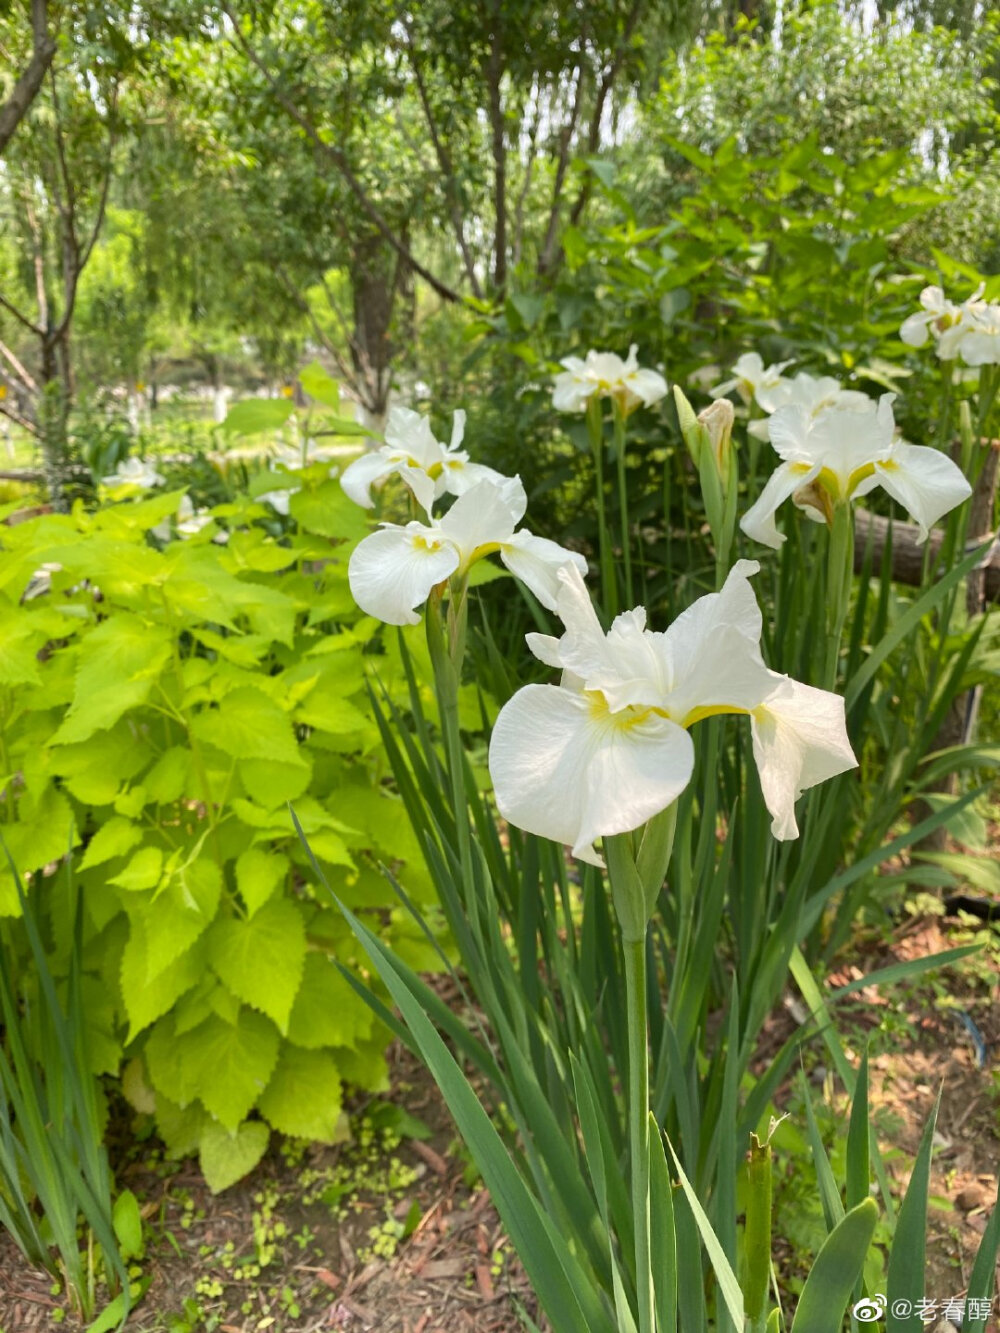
[852,514,1000,601]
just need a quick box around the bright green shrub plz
[0,473,451,1191]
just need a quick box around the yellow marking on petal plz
[846,461,877,494]
[586,692,654,731]
[411,533,443,553]
[876,458,898,472]
[680,703,750,728]
[789,462,813,476]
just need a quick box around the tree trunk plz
[38,332,72,511]
[350,232,399,424]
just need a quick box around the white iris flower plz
[348,476,587,626]
[552,345,667,415]
[709,352,794,408]
[741,393,971,548]
[960,303,1000,367]
[488,561,857,863]
[341,405,506,514]
[746,372,873,441]
[899,284,987,362]
[102,457,165,489]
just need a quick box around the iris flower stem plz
[587,395,617,619]
[427,589,473,895]
[613,400,634,608]
[623,933,654,1333]
[824,504,854,689]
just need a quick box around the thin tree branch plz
[537,65,586,276]
[0,0,56,158]
[0,397,40,437]
[222,6,463,305]
[0,336,38,393]
[23,197,49,331]
[77,86,117,271]
[566,0,644,232]
[485,3,507,292]
[401,23,483,300]
[53,83,117,343]
[274,264,360,396]
[0,289,43,337]
[512,80,542,268]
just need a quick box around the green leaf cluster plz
[0,481,447,1190]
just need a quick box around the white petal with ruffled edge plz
[750,675,858,840]
[741,460,822,548]
[874,444,972,541]
[489,684,695,864]
[348,524,459,625]
[525,565,647,700]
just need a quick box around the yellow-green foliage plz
[0,476,461,1190]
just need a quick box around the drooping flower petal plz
[750,675,858,839]
[624,366,669,410]
[498,531,587,611]
[740,459,822,548]
[489,684,695,864]
[340,450,399,509]
[873,444,972,541]
[348,524,460,625]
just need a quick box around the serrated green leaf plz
[258,1046,344,1141]
[50,723,147,804]
[209,897,306,1034]
[52,615,173,744]
[235,847,289,917]
[239,756,312,805]
[187,1009,281,1129]
[80,816,142,870]
[109,845,163,891]
[295,691,369,734]
[289,482,369,540]
[144,747,192,803]
[286,951,374,1048]
[192,686,302,765]
[0,786,78,914]
[121,935,206,1041]
[199,1119,270,1193]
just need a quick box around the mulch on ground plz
[0,907,997,1332]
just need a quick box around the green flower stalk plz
[744,1131,774,1333]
